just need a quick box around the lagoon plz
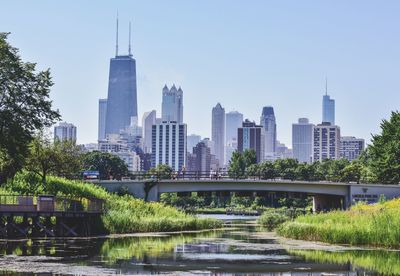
[0,215,398,274]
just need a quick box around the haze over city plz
[2,0,400,146]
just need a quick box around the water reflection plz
[0,219,399,274]
[291,249,400,274]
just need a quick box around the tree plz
[243,149,257,168]
[296,163,315,181]
[82,151,128,180]
[245,164,260,179]
[258,161,276,180]
[274,158,299,180]
[368,111,400,184]
[147,164,173,180]
[25,133,60,187]
[0,33,60,183]
[24,133,83,187]
[228,151,247,179]
[341,161,363,183]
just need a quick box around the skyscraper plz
[142,110,156,154]
[105,19,138,136]
[211,103,225,167]
[151,121,187,171]
[237,120,264,163]
[54,122,77,142]
[292,118,314,163]
[225,111,243,144]
[192,141,211,174]
[312,122,340,162]
[98,99,107,141]
[225,111,243,164]
[340,136,365,161]
[322,81,335,125]
[260,106,277,160]
[161,84,184,123]
[187,134,201,153]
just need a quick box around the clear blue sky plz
[2,0,400,146]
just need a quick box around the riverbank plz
[2,173,222,234]
[277,198,400,248]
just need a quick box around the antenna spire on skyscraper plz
[115,11,119,57]
[128,21,132,56]
[325,77,328,96]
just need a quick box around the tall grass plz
[277,199,400,247]
[3,172,222,234]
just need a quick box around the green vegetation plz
[290,249,400,275]
[0,33,60,184]
[82,151,128,180]
[3,172,222,234]
[258,211,289,230]
[278,198,400,247]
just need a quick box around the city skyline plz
[2,1,400,146]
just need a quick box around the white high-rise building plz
[54,122,77,142]
[142,110,156,154]
[151,121,187,171]
[212,103,225,167]
[161,84,183,123]
[260,106,277,160]
[340,136,365,161]
[98,99,107,141]
[225,111,243,163]
[292,118,314,163]
[312,122,340,162]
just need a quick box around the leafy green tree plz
[341,161,363,183]
[245,164,260,179]
[274,158,299,180]
[228,151,246,179]
[0,33,60,183]
[228,150,257,179]
[82,151,128,180]
[327,159,350,182]
[243,149,257,168]
[258,161,276,180]
[296,163,316,181]
[25,133,60,187]
[24,133,83,186]
[147,164,173,180]
[368,111,400,184]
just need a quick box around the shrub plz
[258,210,289,230]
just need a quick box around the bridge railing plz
[0,195,104,213]
[119,171,295,181]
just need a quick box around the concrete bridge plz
[96,179,400,211]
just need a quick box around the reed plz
[277,199,400,247]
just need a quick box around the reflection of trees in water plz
[100,231,220,264]
[0,238,103,261]
[290,249,400,274]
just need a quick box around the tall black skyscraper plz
[105,19,138,136]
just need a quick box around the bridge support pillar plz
[313,194,345,212]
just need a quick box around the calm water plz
[0,215,399,275]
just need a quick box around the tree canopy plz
[0,33,60,183]
[82,151,128,180]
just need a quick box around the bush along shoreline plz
[277,199,400,248]
[3,172,222,234]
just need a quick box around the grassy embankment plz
[277,199,400,248]
[2,173,222,234]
